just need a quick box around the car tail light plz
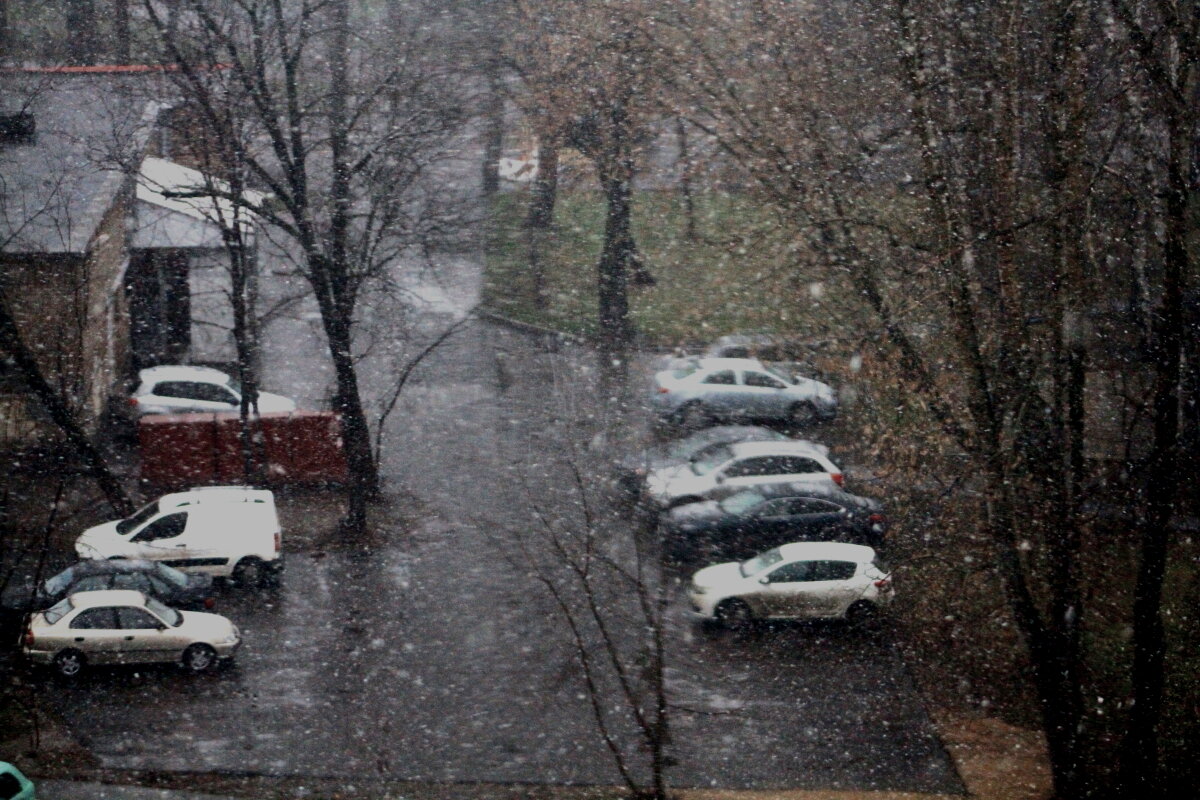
[657,386,670,394]
[127,396,139,407]
[874,579,891,589]
[831,473,844,487]
[23,628,34,648]
[868,514,885,524]
[274,532,281,553]
[204,597,215,610]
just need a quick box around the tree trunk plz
[112,0,131,62]
[525,136,559,230]
[524,136,559,310]
[64,0,97,65]
[481,72,504,197]
[596,162,634,396]
[0,292,131,516]
[1116,104,1189,798]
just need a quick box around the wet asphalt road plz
[42,249,963,793]
[36,106,963,790]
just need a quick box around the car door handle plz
[74,637,84,642]
[175,544,187,548]
[124,636,134,640]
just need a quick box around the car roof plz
[67,559,159,577]
[158,486,275,508]
[138,365,231,385]
[726,439,831,458]
[67,589,147,608]
[748,483,877,506]
[695,357,769,371]
[778,541,876,562]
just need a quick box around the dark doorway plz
[127,249,190,372]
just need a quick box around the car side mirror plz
[715,473,726,484]
[758,576,769,585]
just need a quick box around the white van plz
[75,487,283,587]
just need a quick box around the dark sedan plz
[660,484,887,561]
[28,559,215,611]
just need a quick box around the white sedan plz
[22,589,240,677]
[130,365,296,416]
[687,542,893,628]
[645,439,843,509]
[651,357,837,428]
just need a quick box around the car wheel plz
[789,401,818,428]
[54,649,86,678]
[846,600,879,627]
[232,557,265,588]
[715,599,755,630]
[677,403,712,431]
[182,643,218,673]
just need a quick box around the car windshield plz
[668,365,697,380]
[719,491,766,515]
[690,445,732,475]
[116,500,161,535]
[41,566,76,596]
[146,596,182,627]
[224,376,242,395]
[740,547,784,577]
[43,597,73,625]
[153,563,191,588]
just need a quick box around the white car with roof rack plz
[75,486,283,587]
[651,357,836,429]
[129,364,297,417]
[644,439,844,509]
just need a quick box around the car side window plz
[112,573,151,592]
[190,382,237,404]
[744,371,786,389]
[72,575,112,592]
[724,457,771,478]
[70,608,118,629]
[152,381,186,399]
[780,457,825,474]
[116,607,162,629]
[132,512,188,543]
[790,499,842,514]
[767,562,812,583]
[809,561,857,581]
[754,499,794,518]
[702,370,736,385]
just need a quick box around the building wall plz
[0,179,133,444]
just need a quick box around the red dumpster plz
[139,411,349,488]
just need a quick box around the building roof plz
[134,156,266,249]
[0,71,165,254]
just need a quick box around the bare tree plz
[141,0,467,532]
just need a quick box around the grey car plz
[651,358,837,428]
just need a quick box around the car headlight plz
[224,627,240,644]
[690,583,709,595]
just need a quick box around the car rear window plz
[43,597,73,625]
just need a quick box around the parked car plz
[687,542,893,628]
[75,486,283,587]
[644,439,843,509]
[615,425,791,495]
[22,589,240,677]
[651,358,836,429]
[661,484,888,559]
[33,560,215,611]
[0,762,34,800]
[129,365,297,417]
